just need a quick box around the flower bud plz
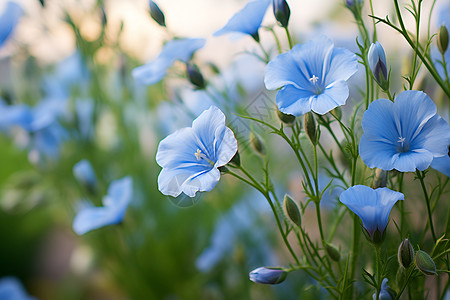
[304,112,317,145]
[249,132,265,155]
[325,243,341,262]
[330,106,342,120]
[398,239,415,269]
[249,267,287,284]
[228,150,241,167]
[272,0,290,28]
[438,25,449,55]
[186,63,206,89]
[277,108,296,125]
[373,169,388,189]
[415,250,437,275]
[149,0,166,27]
[283,194,301,227]
[368,42,389,91]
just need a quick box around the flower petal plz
[393,149,434,172]
[359,134,398,170]
[324,47,358,85]
[311,80,349,115]
[275,85,314,116]
[73,206,115,235]
[412,114,450,157]
[431,155,450,177]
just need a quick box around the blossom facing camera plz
[265,36,358,116]
[272,0,290,28]
[132,38,206,85]
[73,176,133,235]
[0,1,23,48]
[213,0,270,42]
[359,90,450,172]
[249,267,287,284]
[368,42,389,90]
[73,159,96,188]
[340,185,404,244]
[156,106,238,197]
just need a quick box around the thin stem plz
[375,245,382,300]
[285,27,293,49]
[415,170,437,242]
[257,40,270,62]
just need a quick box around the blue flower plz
[156,106,238,197]
[249,267,287,284]
[132,38,206,85]
[0,277,36,300]
[373,278,395,300]
[0,1,23,48]
[213,0,270,41]
[359,90,450,172]
[73,176,133,235]
[368,42,389,90]
[432,4,450,79]
[0,100,33,131]
[264,36,358,116]
[431,154,450,177]
[340,185,404,241]
[73,159,96,188]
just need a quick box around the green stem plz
[415,170,437,242]
[375,245,382,300]
[257,40,270,62]
[285,27,293,49]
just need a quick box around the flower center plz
[396,136,409,152]
[309,75,319,85]
[194,149,215,166]
[309,75,323,94]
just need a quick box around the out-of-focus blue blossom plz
[75,98,95,140]
[359,91,450,172]
[0,99,33,131]
[265,36,358,116]
[368,42,389,90]
[431,155,450,177]
[132,38,206,85]
[0,1,23,48]
[373,278,395,300]
[214,0,270,41]
[0,277,36,300]
[156,106,238,197]
[73,159,96,188]
[340,185,404,240]
[249,267,287,284]
[73,176,133,235]
[432,4,450,79]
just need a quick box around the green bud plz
[149,0,166,27]
[186,63,206,89]
[249,132,265,155]
[398,239,415,269]
[304,112,317,145]
[415,250,437,275]
[330,106,342,120]
[438,25,449,55]
[276,108,296,125]
[283,194,301,227]
[325,243,341,261]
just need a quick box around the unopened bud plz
[277,108,296,125]
[398,239,415,269]
[330,106,342,120]
[149,0,166,27]
[249,132,265,155]
[249,267,287,284]
[283,194,301,227]
[325,243,341,261]
[415,250,437,275]
[368,42,389,91]
[304,112,317,145]
[438,25,449,55]
[186,63,206,89]
[272,0,290,28]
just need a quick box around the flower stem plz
[284,27,293,49]
[415,170,437,242]
[374,245,382,300]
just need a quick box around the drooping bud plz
[272,0,290,28]
[277,108,296,125]
[438,25,449,55]
[415,250,437,275]
[249,132,265,155]
[249,267,287,284]
[368,42,389,91]
[186,63,206,89]
[398,239,415,269]
[283,194,301,227]
[149,0,166,27]
[373,278,396,300]
[304,112,317,145]
[325,243,341,262]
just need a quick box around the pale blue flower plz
[373,278,395,300]
[265,36,358,116]
[214,0,270,41]
[0,1,23,48]
[340,185,404,239]
[132,38,206,85]
[156,106,238,197]
[249,267,287,284]
[73,176,133,235]
[0,100,32,131]
[0,277,36,300]
[359,90,450,172]
[368,42,389,90]
[431,154,450,177]
[73,159,96,188]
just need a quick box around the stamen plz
[397,136,406,147]
[195,149,202,161]
[309,75,319,85]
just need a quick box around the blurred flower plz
[249,267,287,284]
[265,36,357,116]
[73,159,96,188]
[0,1,23,48]
[0,277,36,300]
[368,42,389,90]
[431,154,450,177]
[340,185,404,243]
[0,100,33,131]
[156,106,237,197]
[74,98,95,140]
[73,176,133,235]
[132,38,206,85]
[213,0,270,42]
[359,90,450,172]
[372,278,395,300]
